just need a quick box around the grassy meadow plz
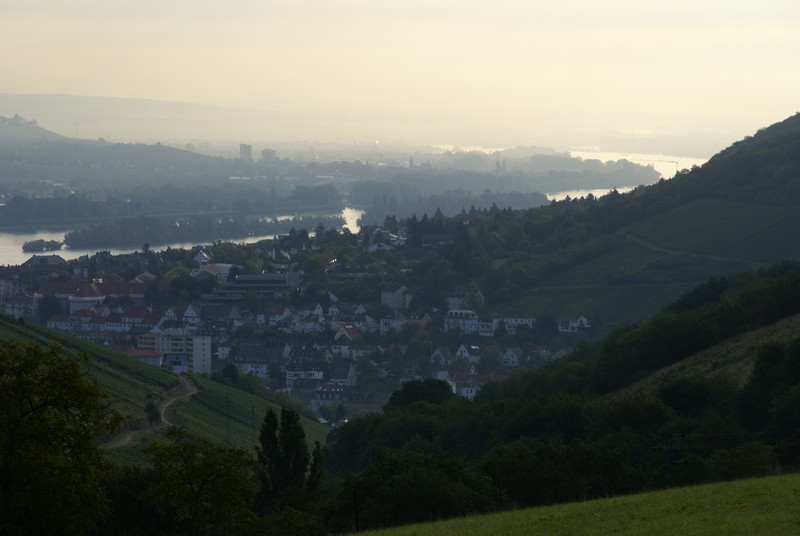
[0,315,177,418]
[623,199,800,262]
[510,281,697,328]
[358,473,800,536]
[613,313,800,398]
[173,374,330,451]
[505,235,752,329]
[504,197,800,330]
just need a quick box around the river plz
[1,154,706,267]
[545,150,709,202]
[0,207,365,267]
[569,149,707,180]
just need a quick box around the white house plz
[452,373,507,401]
[330,361,357,387]
[430,347,454,367]
[443,309,479,333]
[380,284,410,310]
[455,344,481,364]
[502,347,524,369]
[502,315,535,334]
[380,314,408,335]
[286,369,325,392]
[46,314,72,332]
[558,315,590,332]
[193,248,213,265]
[180,303,203,326]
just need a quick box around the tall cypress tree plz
[256,407,321,510]
[307,441,324,493]
[256,408,279,507]
[277,407,310,493]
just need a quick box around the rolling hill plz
[0,315,327,463]
[0,114,67,143]
[501,113,800,329]
[357,473,800,536]
[614,312,800,398]
[0,113,214,174]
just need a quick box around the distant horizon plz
[0,91,775,159]
[4,0,798,159]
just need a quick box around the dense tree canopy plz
[0,342,121,534]
[144,427,259,535]
[384,378,455,411]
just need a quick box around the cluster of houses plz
[0,242,592,416]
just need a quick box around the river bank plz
[0,208,364,267]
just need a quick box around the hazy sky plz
[2,0,799,148]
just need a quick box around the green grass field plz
[505,235,753,330]
[358,473,800,536]
[507,281,698,328]
[503,198,793,330]
[173,374,330,452]
[612,313,800,398]
[538,241,666,286]
[623,199,800,262]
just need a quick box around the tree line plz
[63,214,344,249]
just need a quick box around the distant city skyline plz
[2,1,798,153]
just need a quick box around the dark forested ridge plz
[632,112,800,207]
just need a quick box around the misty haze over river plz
[546,150,706,201]
[0,150,706,267]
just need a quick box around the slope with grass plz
[504,236,751,328]
[508,281,698,328]
[0,315,328,463]
[614,313,800,399]
[622,199,800,263]
[173,374,329,449]
[489,114,800,330]
[0,315,177,420]
[357,473,800,536]
[103,373,330,465]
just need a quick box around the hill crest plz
[660,112,800,206]
[0,114,67,142]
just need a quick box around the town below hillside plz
[0,225,590,420]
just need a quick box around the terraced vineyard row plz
[623,199,800,262]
